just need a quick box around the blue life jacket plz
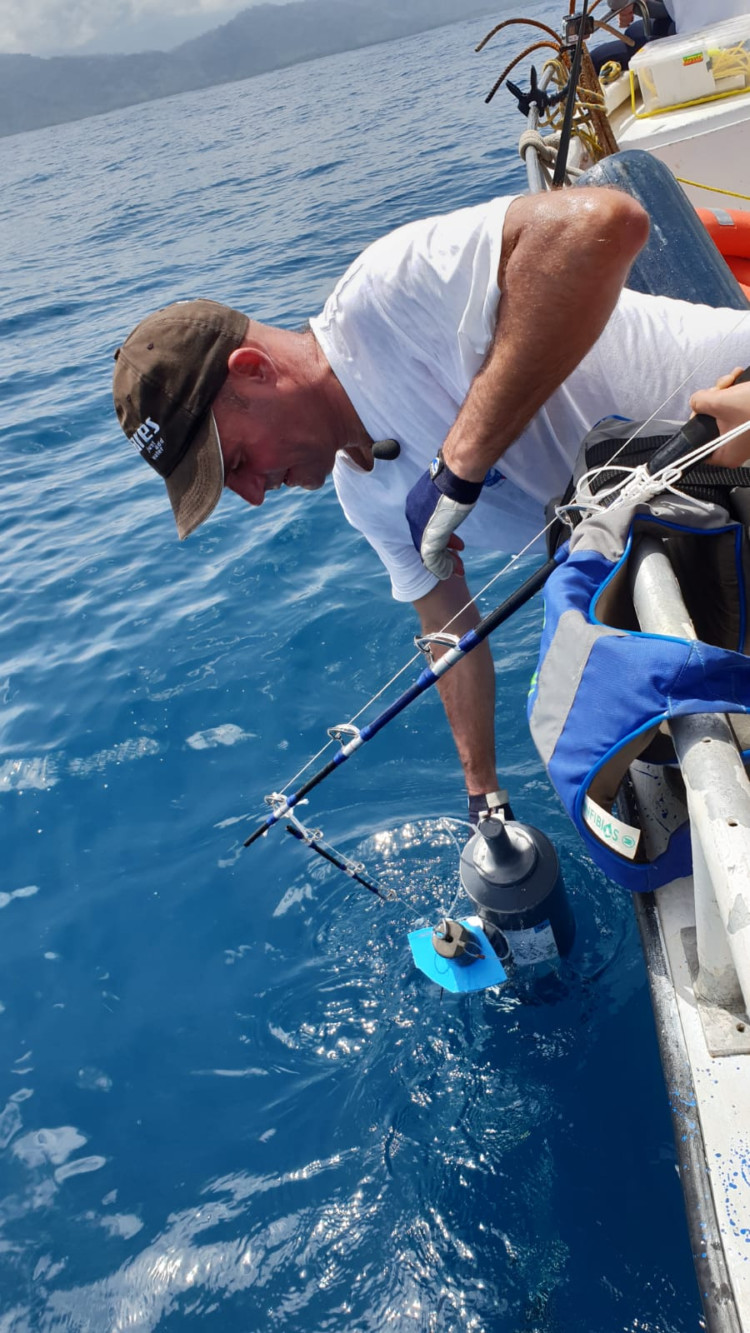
[528,426,750,892]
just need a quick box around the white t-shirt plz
[662,1,749,34]
[311,198,750,603]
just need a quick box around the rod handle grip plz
[647,364,750,475]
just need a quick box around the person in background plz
[591,0,749,75]
[591,1,673,75]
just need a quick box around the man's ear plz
[227,345,277,383]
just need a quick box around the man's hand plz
[691,367,750,468]
[406,452,483,579]
[468,790,516,826]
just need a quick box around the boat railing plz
[520,68,555,195]
[630,536,750,1043]
[509,15,750,1050]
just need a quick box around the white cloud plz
[0,0,277,56]
[0,0,129,52]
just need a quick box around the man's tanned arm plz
[441,188,650,484]
[410,188,649,795]
[413,575,498,799]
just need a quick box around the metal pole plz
[630,537,750,1012]
[523,102,547,196]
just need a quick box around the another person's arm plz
[691,367,750,467]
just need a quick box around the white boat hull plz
[608,85,750,213]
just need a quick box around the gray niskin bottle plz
[459,817,575,966]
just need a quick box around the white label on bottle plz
[503,920,558,966]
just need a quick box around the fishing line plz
[244,558,557,845]
[556,309,750,509]
[283,803,473,923]
[277,525,556,796]
[556,417,750,520]
[283,806,397,903]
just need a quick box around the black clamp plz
[506,66,569,118]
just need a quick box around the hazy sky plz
[0,0,292,56]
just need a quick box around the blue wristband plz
[430,452,484,505]
[406,452,485,578]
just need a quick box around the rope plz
[519,129,585,177]
[476,11,616,168]
[711,42,750,84]
[593,20,635,44]
[598,60,622,86]
[534,54,612,173]
[555,310,750,532]
[519,127,558,165]
[676,177,750,204]
[562,417,750,523]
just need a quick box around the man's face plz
[212,357,337,507]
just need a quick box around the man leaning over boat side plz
[112,188,750,825]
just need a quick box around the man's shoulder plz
[327,196,517,323]
[335,195,514,282]
[372,194,515,254]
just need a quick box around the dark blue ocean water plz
[0,7,701,1330]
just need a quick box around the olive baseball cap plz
[113,298,248,539]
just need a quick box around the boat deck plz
[605,77,750,213]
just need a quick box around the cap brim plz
[165,411,224,541]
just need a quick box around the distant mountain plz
[0,0,502,139]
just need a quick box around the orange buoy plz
[697,206,750,301]
[698,206,750,257]
[726,254,750,286]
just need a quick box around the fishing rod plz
[285,822,390,899]
[552,0,591,189]
[646,365,750,474]
[244,554,560,848]
[245,363,750,851]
